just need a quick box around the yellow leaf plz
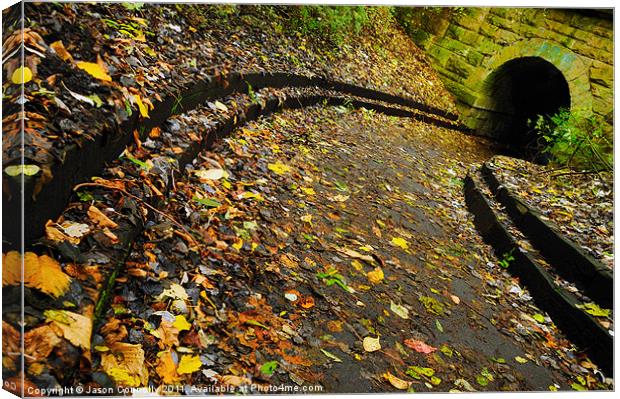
[11,66,33,84]
[515,356,528,364]
[351,259,364,272]
[173,315,191,332]
[367,267,384,284]
[363,336,381,352]
[267,161,291,175]
[133,95,150,118]
[4,164,40,176]
[391,237,409,250]
[101,343,148,387]
[2,251,21,286]
[232,239,243,251]
[44,310,91,350]
[177,354,202,374]
[301,187,316,195]
[76,61,111,81]
[383,371,411,390]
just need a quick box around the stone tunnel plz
[397,7,613,152]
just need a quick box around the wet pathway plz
[98,106,607,393]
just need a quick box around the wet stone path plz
[99,105,608,393]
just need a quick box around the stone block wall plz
[398,7,613,137]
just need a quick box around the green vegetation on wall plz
[532,108,612,171]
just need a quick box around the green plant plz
[532,108,612,171]
[498,250,515,269]
[285,6,371,45]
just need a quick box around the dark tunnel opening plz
[484,57,571,162]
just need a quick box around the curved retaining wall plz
[464,173,613,374]
[480,163,613,308]
[3,72,465,249]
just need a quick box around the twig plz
[73,182,198,246]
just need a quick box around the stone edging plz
[480,163,613,308]
[464,173,613,375]
[3,72,466,249]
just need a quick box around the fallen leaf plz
[24,325,62,361]
[268,161,291,175]
[449,294,460,305]
[101,343,148,387]
[363,336,381,352]
[404,339,436,354]
[367,267,384,284]
[24,253,72,298]
[133,95,149,118]
[259,360,278,376]
[2,251,21,286]
[177,354,202,374]
[76,61,112,81]
[576,302,610,317]
[4,164,40,176]
[298,296,315,309]
[514,356,528,364]
[11,66,33,84]
[435,319,444,333]
[406,365,435,379]
[214,100,228,111]
[50,40,74,62]
[88,206,118,229]
[390,301,410,319]
[156,350,180,384]
[195,168,225,180]
[152,321,180,347]
[220,375,252,386]
[173,315,191,332]
[158,283,189,301]
[391,237,409,250]
[383,371,411,390]
[44,309,91,350]
[320,348,342,362]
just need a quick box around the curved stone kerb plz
[468,38,593,113]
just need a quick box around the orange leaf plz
[50,40,73,62]
[156,350,180,384]
[2,251,21,286]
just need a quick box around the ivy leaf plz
[193,196,221,208]
[259,361,278,376]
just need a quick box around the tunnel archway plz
[482,56,571,159]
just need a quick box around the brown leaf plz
[88,205,118,229]
[44,309,92,350]
[24,325,62,361]
[153,321,180,348]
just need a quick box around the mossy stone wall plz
[400,8,613,137]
